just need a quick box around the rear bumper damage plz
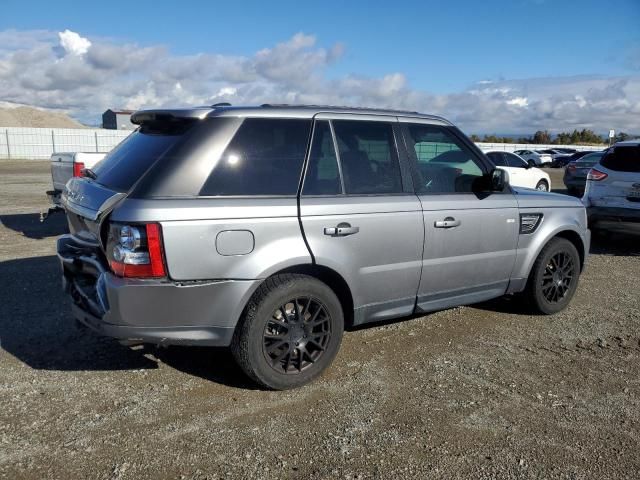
[57,234,258,346]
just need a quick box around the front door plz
[400,120,519,313]
[299,116,424,325]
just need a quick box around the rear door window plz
[600,146,640,173]
[332,120,403,195]
[487,152,507,167]
[302,121,342,195]
[200,118,312,196]
[506,153,528,168]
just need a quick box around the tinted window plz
[200,118,311,196]
[93,120,196,192]
[577,152,603,164]
[303,121,342,195]
[487,152,507,167]
[406,124,485,194]
[332,120,402,194]
[505,153,528,168]
[601,146,640,173]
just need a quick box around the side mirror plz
[527,159,536,168]
[491,168,508,191]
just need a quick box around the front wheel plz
[536,180,549,191]
[231,274,344,390]
[524,238,581,314]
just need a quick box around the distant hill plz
[0,103,86,128]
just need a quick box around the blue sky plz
[1,0,639,133]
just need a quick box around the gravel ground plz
[1,162,639,479]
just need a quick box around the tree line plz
[470,129,635,145]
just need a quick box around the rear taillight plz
[107,223,166,278]
[73,162,85,177]
[567,163,577,173]
[587,168,608,181]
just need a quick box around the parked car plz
[563,151,605,196]
[537,149,573,168]
[57,104,590,389]
[553,148,578,154]
[583,140,640,234]
[513,149,553,166]
[554,150,597,168]
[45,152,105,219]
[486,151,551,191]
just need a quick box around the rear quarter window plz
[200,118,312,196]
[601,146,640,173]
[93,120,196,192]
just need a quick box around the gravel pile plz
[0,104,86,128]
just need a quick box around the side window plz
[332,120,403,195]
[302,121,341,195]
[406,124,485,194]
[506,153,528,168]
[200,118,311,196]
[487,152,507,167]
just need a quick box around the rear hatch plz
[62,114,205,244]
[589,145,640,209]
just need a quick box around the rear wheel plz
[524,237,581,314]
[231,274,344,390]
[536,180,549,192]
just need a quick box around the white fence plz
[475,142,598,153]
[0,127,131,159]
[0,126,603,160]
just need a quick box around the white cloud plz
[506,96,528,107]
[0,28,639,134]
[58,29,91,56]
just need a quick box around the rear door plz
[505,152,536,188]
[299,115,423,325]
[400,120,519,312]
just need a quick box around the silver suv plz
[58,105,590,389]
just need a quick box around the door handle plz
[324,222,359,237]
[434,217,461,228]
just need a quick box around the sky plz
[0,0,639,134]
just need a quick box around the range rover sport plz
[58,105,590,389]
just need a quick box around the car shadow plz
[0,254,261,388]
[152,347,261,390]
[590,231,640,256]
[0,211,68,239]
[0,255,157,371]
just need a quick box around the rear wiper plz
[81,168,97,180]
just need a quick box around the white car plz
[486,151,551,191]
[583,140,640,234]
[513,149,553,166]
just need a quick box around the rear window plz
[200,118,312,196]
[93,120,196,192]
[601,146,640,173]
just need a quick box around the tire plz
[524,238,581,314]
[231,274,344,390]
[535,180,549,192]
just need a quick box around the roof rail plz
[211,102,232,107]
[259,103,420,115]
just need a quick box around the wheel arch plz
[553,229,586,271]
[240,264,355,329]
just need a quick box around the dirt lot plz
[1,161,639,479]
